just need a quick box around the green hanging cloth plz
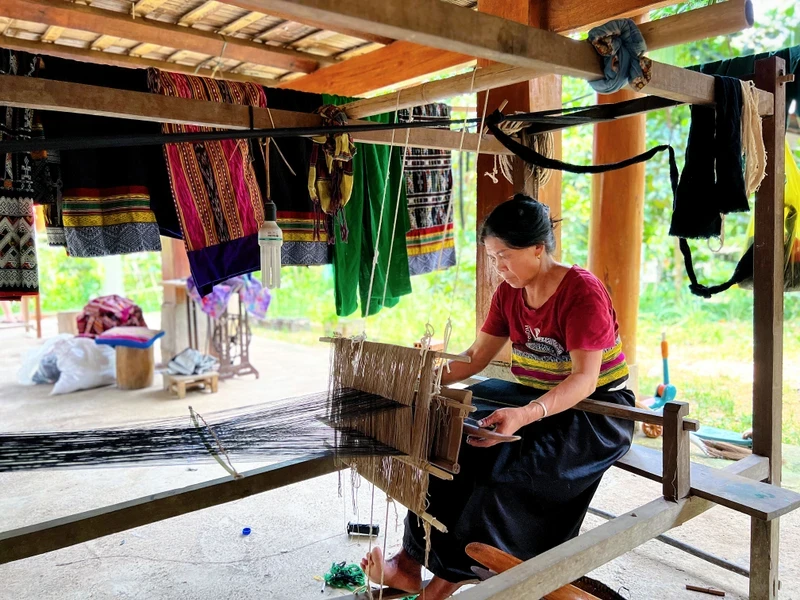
[323,94,412,317]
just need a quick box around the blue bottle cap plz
[242,527,251,536]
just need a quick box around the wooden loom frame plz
[0,0,797,596]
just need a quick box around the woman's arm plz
[523,348,603,418]
[439,331,508,386]
[469,349,602,447]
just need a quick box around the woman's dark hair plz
[479,194,557,253]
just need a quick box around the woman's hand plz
[467,407,531,448]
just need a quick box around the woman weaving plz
[361,194,635,599]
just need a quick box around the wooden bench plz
[163,371,219,399]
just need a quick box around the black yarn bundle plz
[0,388,403,472]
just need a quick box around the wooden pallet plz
[162,371,219,399]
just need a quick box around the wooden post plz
[160,237,192,364]
[662,401,690,502]
[750,56,786,600]
[588,92,646,368]
[475,0,562,339]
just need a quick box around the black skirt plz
[403,378,635,583]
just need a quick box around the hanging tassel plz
[259,138,282,289]
[259,200,282,289]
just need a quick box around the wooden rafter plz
[178,0,223,27]
[546,0,675,33]
[343,63,540,118]
[39,25,64,43]
[132,0,170,17]
[0,0,328,73]
[279,40,472,96]
[342,0,754,119]
[89,34,121,51]
[264,0,772,111]
[223,0,393,45]
[218,11,266,35]
[0,36,280,86]
[0,74,508,155]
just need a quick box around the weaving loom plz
[324,336,473,531]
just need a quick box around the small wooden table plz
[163,371,220,399]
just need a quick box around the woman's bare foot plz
[360,547,422,593]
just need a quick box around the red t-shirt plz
[481,266,629,390]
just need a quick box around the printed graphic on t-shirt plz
[520,324,569,363]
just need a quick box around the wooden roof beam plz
[0,36,280,87]
[0,74,508,155]
[278,40,472,96]
[258,0,772,112]
[343,0,754,118]
[0,0,329,73]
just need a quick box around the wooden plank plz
[224,0,393,45]
[616,445,800,521]
[279,40,471,96]
[89,34,121,51]
[546,0,674,33]
[457,496,689,600]
[0,36,279,86]
[459,449,781,600]
[0,0,324,73]
[663,401,691,501]
[0,454,339,564]
[218,11,266,36]
[575,398,699,431]
[178,0,222,27]
[638,0,753,51]
[0,74,509,155]
[750,54,788,600]
[129,42,160,57]
[133,0,170,17]
[40,25,64,43]
[248,0,774,112]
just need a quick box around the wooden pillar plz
[588,89,646,365]
[750,56,786,600]
[475,0,562,336]
[160,237,191,364]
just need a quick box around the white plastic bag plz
[17,334,73,385]
[51,338,116,396]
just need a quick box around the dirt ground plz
[1,319,799,599]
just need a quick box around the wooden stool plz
[163,371,219,399]
[116,346,155,390]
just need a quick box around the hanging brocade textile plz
[39,57,164,258]
[398,104,456,276]
[260,88,331,267]
[147,69,267,295]
[0,49,42,299]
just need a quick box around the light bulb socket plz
[264,200,277,222]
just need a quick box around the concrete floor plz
[1,319,799,599]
